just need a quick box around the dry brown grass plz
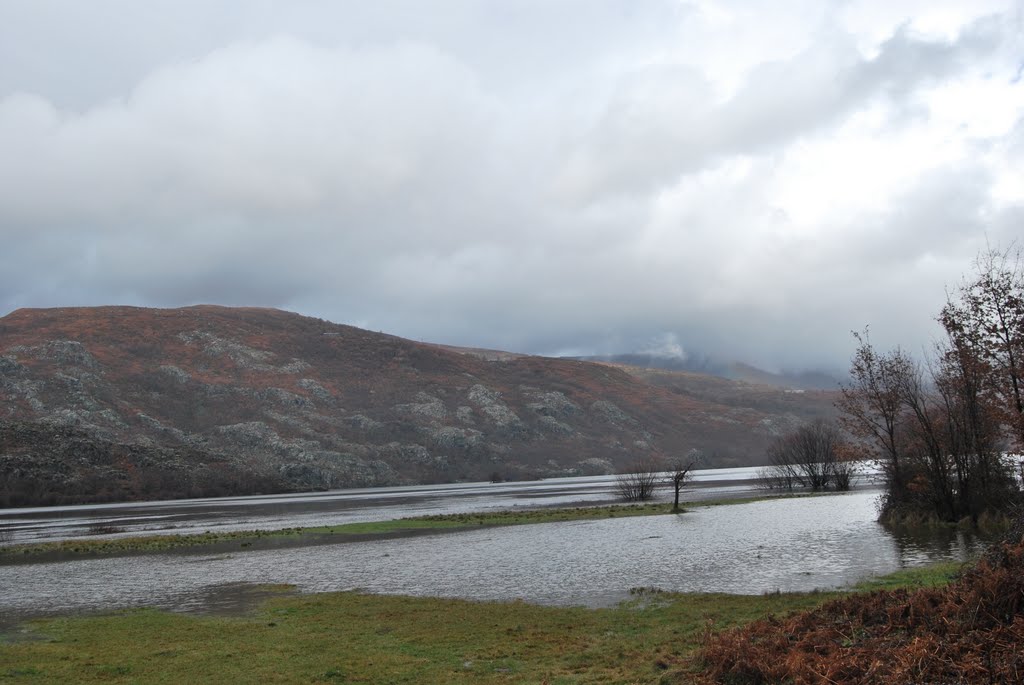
[694,530,1024,684]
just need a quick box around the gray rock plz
[430,426,484,451]
[467,384,524,430]
[297,378,334,403]
[526,390,581,418]
[591,400,636,425]
[0,356,26,377]
[343,414,384,432]
[158,365,191,383]
[136,413,199,445]
[11,340,99,369]
[467,384,501,406]
[257,387,315,410]
[395,392,447,420]
[538,415,574,436]
[178,331,310,373]
[216,421,280,447]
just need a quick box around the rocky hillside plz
[0,306,837,505]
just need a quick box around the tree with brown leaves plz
[941,246,1024,447]
[837,248,1024,525]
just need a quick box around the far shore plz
[0,492,824,562]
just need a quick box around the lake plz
[0,488,990,630]
[0,467,783,545]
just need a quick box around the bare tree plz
[837,330,916,501]
[831,441,863,491]
[667,450,702,511]
[615,458,663,502]
[763,420,852,491]
[756,462,798,491]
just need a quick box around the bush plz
[695,529,1024,684]
[615,459,662,502]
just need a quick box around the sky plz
[1,1,1022,372]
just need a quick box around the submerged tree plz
[667,450,702,511]
[760,419,857,492]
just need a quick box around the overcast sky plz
[1,1,1022,371]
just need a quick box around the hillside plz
[570,353,842,390]
[0,306,837,505]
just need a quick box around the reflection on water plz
[0,471,776,545]
[887,525,986,566]
[0,491,994,627]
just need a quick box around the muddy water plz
[0,490,988,627]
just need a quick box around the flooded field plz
[0,489,989,628]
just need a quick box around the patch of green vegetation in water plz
[0,494,806,560]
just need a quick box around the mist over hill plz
[569,353,843,391]
[0,306,837,505]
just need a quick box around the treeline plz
[0,420,290,507]
[0,466,289,508]
[838,247,1024,525]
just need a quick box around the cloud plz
[0,1,1022,372]
[640,333,688,360]
[555,15,1010,201]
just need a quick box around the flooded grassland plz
[0,489,989,625]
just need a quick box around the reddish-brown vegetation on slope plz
[617,365,838,430]
[1,305,838,503]
[695,528,1024,684]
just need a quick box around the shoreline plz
[0,560,966,683]
[0,493,820,562]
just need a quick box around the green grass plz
[850,560,965,592]
[0,562,959,684]
[0,495,811,559]
[0,504,671,558]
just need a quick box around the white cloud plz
[0,1,1021,371]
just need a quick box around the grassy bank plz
[0,496,792,559]
[0,562,962,684]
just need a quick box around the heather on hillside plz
[0,305,836,505]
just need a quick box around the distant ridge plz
[569,353,842,391]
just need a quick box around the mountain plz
[0,306,837,505]
[570,354,843,391]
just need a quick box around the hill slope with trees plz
[0,305,836,505]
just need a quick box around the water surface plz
[0,468,780,545]
[0,490,988,628]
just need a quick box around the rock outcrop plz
[0,305,837,505]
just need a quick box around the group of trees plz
[619,248,1022,526]
[616,451,701,510]
[838,247,1023,524]
[758,419,860,492]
